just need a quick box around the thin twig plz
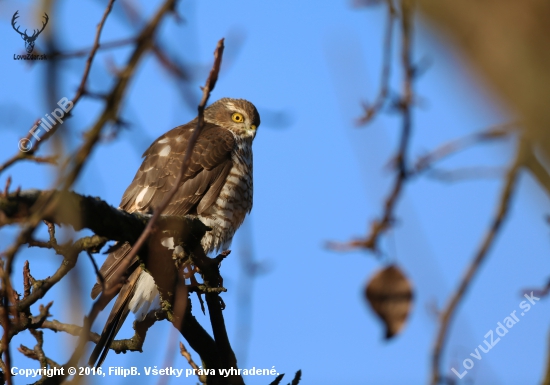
[543,326,550,385]
[57,0,177,193]
[426,166,504,182]
[412,123,515,175]
[290,370,302,385]
[86,251,105,292]
[268,373,284,385]
[0,1,119,345]
[39,309,165,355]
[358,0,396,125]
[0,128,37,176]
[37,0,117,147]
[23,261,31,299]
[40,319,100,342]
[0,0,115,176]
[55,37,136,59]
[180,342,206,383]
[0,155,57,176]
[17,235,108,312]
[30,329,48,368]
[156,328,180,385]
[524,142,550,198]
[72,0,117,106]
[1,0,175,303]
[327,0,414,253]
[2,178,11,197]
[430,140,525,385]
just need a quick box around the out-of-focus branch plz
[0,189,208,311]
[0,290,13,385]
[412,123,515,175]
[543,326,550,385]
[177,298,220,375]
[358,0,396,124]
[0,293,52,385]
[105,0,197,111]
[70,0,117,108]
[430,140,525,385]
[0,0,115,176]
[418,0,550,168]
[180,342,206,384]
[0,1,143,365]
[0,187,221,378]
[425,166,504,182]
[18,235,107,312]
[524,143,550,199]
[0,154,58,176]
[58,0,177,192]
[328,0,415,253]
[0,3,258,385]
[55,37,136,59]
[40,309,165,355]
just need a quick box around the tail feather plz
[89,267,142,367]
[91,242,136,300]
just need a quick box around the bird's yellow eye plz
[231,112,244,123]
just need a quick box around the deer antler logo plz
[12,11,49,54]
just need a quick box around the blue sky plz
[1,1,550,384]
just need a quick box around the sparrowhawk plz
[89,98,260,366]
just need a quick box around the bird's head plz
[204,98,260,139]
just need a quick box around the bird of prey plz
[89,98,260,366]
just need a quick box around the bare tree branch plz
[180,341,206,383]
[358,0,396,124]
[0,2,177,356]
[430,139,525,385]
[412,123,516,175]
[0,0,116,175]
[327,0,415,253]
[0,189,207,245]
[73,0,117,104]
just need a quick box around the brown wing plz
[91,243,137,299]
[91,122,235,298]
[119,121,235,215]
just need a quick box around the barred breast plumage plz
[198,135,253,254]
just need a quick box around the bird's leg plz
[171,245,207,312]
[183,264,198,279]
[214,250,231,287]
[216,250,231,261]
